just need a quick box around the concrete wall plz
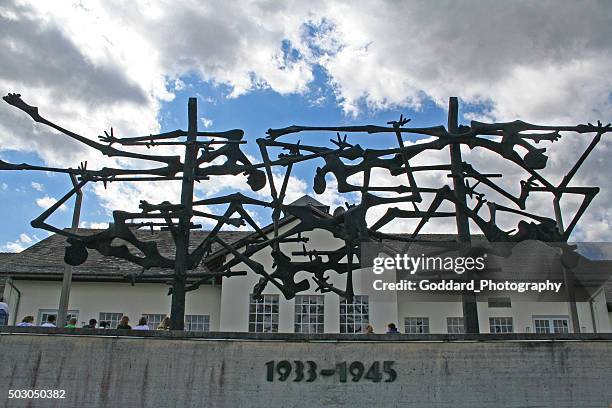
[0,333,611,407]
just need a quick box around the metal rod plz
[448,97,479,334]
[554,197,580,333]
[57,174,82,328]
[170,98,199,330]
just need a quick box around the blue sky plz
[0,0,611,251]
[0,70,450,250]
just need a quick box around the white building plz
[1,196,611,334]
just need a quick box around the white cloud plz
[1,240,26,252]
[200,117,213,128]
[35,195,67,212]
[30,181,43,191]
[1,232,36,252]
[79,221,109,229]
[0,0,610,239]
[0,182,7,190]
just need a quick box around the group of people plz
[363,323,400,334]
[14,314,173,330]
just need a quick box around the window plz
[38,309,79,325]
[249,294,279,333]
[98,312,122,329]
[294,295,324,333]
[489,317,513,333]
[447,317,464,334]
[185,315,210,331]
[404,317,429,334]
[142,314,166,330]
[340,295,369,334]
[533,316,570,334]
[487,297,511,308]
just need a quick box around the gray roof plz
[0,229,249,280]
[288,195,328,208]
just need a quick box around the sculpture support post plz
[554,196,581,333]
[170,98,199,330]
[57,174,82,328]
[448,97,480,334]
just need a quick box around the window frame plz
[294,295,324,333]
[37,309,79,326]
[489,317,514,333]
[487,297,512,308]
[185,314,210,332]
[98,312,123,329]
[404,317,430,334]
[533,315,570,334]
[339,295,369,334]
[446,317,465,334]
[248,294,280,333]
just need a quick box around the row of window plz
[38,310,210,331]
[249,294,370,333]
[248,295,570,334]
[404,316,569,334]
[405,317,513,334]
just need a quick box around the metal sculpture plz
[1,93,609,331]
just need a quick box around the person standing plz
[0,297,8,326]
[133,317,150,330]
[65,317,78,328]
[41,315,57,327]
[17,316,34,326]
[83,318,97,329]
[157,316,171,330]
[116,316,131,330]
[386,323,399,334]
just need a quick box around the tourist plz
[133,317,150,330]
[0,297,8,326]
[41,315,57,327]
[99,321,109,329]
[83,318,97,329]
[65,317,78,328]
[17,316,34,327]
[365,324,374,334]
[116,316,131,330]
[157,316,170,330]
[386,323,399,334]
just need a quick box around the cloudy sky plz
[0,0,611,251]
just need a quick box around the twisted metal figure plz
[1,93,609,329]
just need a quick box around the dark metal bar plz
[170,98,199,330]
[56,174,82,328]
[448,97,479,334]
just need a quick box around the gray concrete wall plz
[1,332,611,408]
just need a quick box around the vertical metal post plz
[553,196,580,333]
[448,97,479,333]
[57,174,82,327]
[170,98,199,330]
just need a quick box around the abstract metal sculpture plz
[1,93,609,331]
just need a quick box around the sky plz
[0,0,611,252]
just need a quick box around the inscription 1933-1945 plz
[265,361,397,383]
